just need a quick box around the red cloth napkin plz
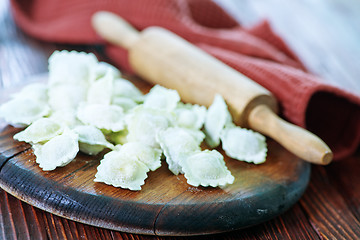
[10,0,360,160]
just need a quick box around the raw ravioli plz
[86,68,113,105]
[156,127,204,175]
[112,97,138,112]
[48,84,87,111]
[74,125,114,155]
[94,150,149,191]
[14,118,64,144]
[174,103,206,130]
[118,142,162,171]
[0,50,271,190]
[77,103,125,132]
[48,50,98,87]
[204,94,232,148]
[0,98,50,126]
[143,85,180,112]
[126,106,172,148]
[112,78,144,102]
[92,61,121,81]
[11,82,48,102]
[33,129,79,171]
[220,126,267,164]
[182,150,234,187]
[106,130,128,145]
[49,110,79,128]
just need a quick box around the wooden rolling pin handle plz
[92,11,139,49]
[248,105,332,165]
[92,11,333,165]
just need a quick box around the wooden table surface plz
[1,0,360,239]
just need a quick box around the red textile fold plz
[10,0,360,160]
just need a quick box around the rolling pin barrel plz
[92,11,333,165]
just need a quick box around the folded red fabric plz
[10,0,360,160]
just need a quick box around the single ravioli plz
[204,94,232,148]
[182,150,234,187]
[11,82,48,103]
[174,103,207,130]
[91,61,121,82]
[112,78,144,103]
[94,150,149,191]
[48,50,98,87]
[33,129,79,171]
[220,126,267,164]
[48,83,88,112]
[156,127,204,175]
[126,106,172,148]
[112,97,138,112]
[77,103,125,132]
[0,98,50,126]
[87,68,114,105]
[14,118,64,144]
[74,125,114,155]
[143,85,180,112]
[49,109,80,129]
[118,142,162,171]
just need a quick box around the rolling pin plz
[92,11,332,165]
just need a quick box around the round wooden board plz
[0,125,310,236]
[0,77,310,236]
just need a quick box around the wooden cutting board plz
[0,77,310,236]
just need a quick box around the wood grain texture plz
[300,161,360,239]
[1,0,360,239]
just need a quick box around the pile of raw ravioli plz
[0,51,267,191]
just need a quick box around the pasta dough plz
[156,127,204,175]
[112,78,144,103]
[74,125,114,155]
[143,85,180,112]
[204,94,232,148]
[94,150,149,191]
[48,50,98,87]
[117,142,162,171]
[77,103,125,132]
[174,103,206,130]
[0,98,50,126]
[126,106,172,148]
[14,118,64,144]
[86,68,114,105]
[182,150,234,187]
[33,129,79,171]
[221,126,267,164]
